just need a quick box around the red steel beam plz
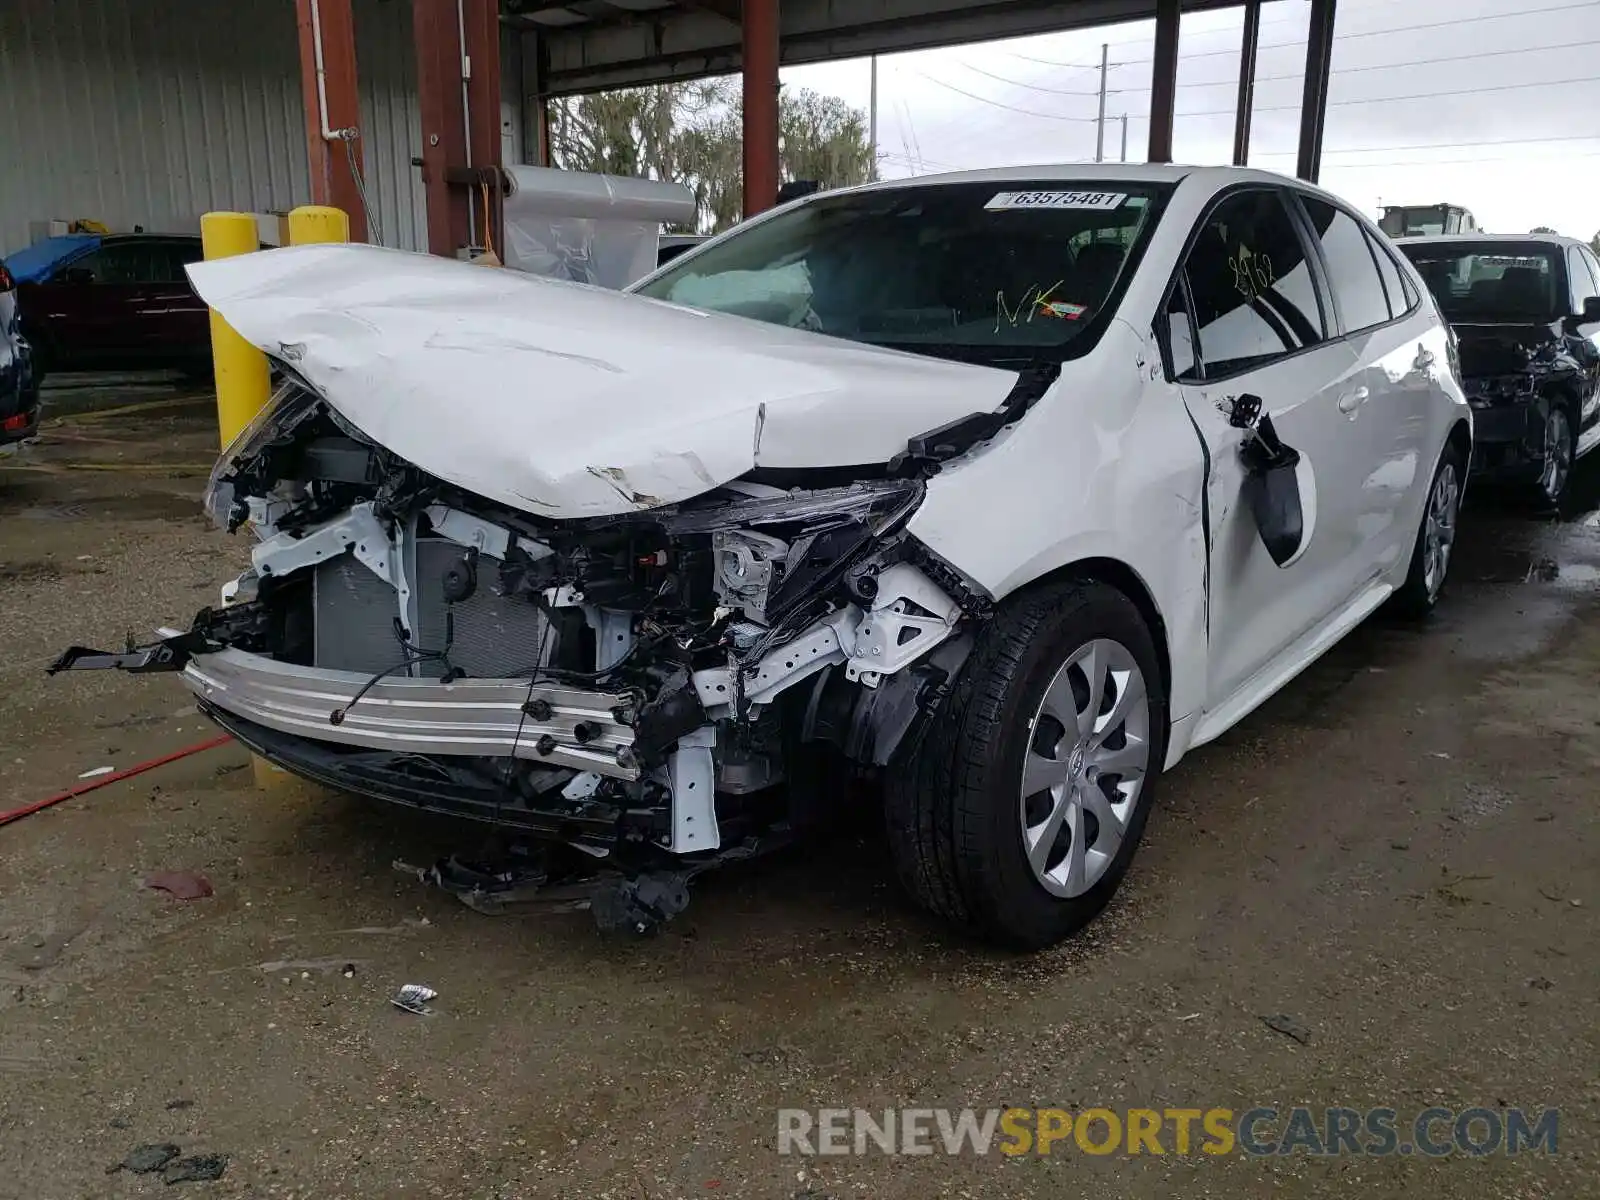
[294,0,368,241]
[1147,0,1179,164]
[413,0,503,257]
[462,0,503,253]
[741,0,780,219]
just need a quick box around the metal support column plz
[412,0,503,258]
[1296,0,1337,182]
[1232,0,1261,166]
[522,30,553,167]
[1147,0,1180,164]
[294,0,368,242]
[742,0,781,219]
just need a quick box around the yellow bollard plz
[200,213,272,448]
[200,212,287,792]
[288,205,350,246]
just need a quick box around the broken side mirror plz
[1223,394,1311,569]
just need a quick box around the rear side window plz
[1365,230,1411,319]
[1300,197,1392,333]
[1172,189,1327,379]
[154,243,203,284]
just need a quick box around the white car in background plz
[55,165,1469,949]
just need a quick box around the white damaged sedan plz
[54,166,1470,948]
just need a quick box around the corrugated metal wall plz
[355,0,429,253]
[0,0,430,257]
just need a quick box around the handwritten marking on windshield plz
[996,279,1066,332]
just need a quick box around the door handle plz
[1337,385,1370,415]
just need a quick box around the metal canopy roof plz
[504,0,1240,95]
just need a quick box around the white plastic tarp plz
[502,165,696,290]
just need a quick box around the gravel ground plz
[1,385,1597,1199]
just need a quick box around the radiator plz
[313,538,553,679]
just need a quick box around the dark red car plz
[15,234,212,380]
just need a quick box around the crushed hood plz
[1452,320,1563,378]
[188,244,1017,519]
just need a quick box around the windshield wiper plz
[889,359,1063,477]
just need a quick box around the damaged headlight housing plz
[664,479,925,627]
[202,373,323,530]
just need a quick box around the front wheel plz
[1536,404,1574,507]
[885,579,1168,950]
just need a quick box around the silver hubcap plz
[1020,638,1151,899]
[1541,409,1572,502]
[1422,461,1459,600]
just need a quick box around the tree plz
[1531,226,1559,234]
[1590,230,1600,257]
[550,79,874,232]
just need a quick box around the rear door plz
[1294,194,1436,584]
[146,239,212,366]
[1163,186,1369,710]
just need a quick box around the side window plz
[59,243,159,284]
[1164,274,1199,381]
[1364,229,1410,319]
[1567,247,1594,310]
[1579,245,1600,299]
[1177,189,1328,378]
[1299,197,1393,333]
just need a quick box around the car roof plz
[820,162,1363,211]
[1395,233,1583,249]
[99,232,203,244]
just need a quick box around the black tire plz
[885,579,1168,950]
[1535,402,1575,508]
[1392,437,1465,617]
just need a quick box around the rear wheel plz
[1536,404,1574,507]
[1392,439,1463,617]
[885,579,1167,950]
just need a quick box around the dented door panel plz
[1175,339,1366,713]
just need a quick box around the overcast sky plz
[780,0,1600,239]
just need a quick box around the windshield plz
[1398,241,1564,323]
[632,180,1172,365]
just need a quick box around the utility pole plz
[1120,113,1128,162]
[1094,43,1109,162]
[869,55,879,179]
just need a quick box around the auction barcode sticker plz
[985,191,1127,211]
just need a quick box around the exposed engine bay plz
[54,379,982,925]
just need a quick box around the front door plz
[1162,187,1369,711]
[1565,244,1600,451]
[29,241,169,369]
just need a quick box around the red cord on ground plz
[0,734,235,830]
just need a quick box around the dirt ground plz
[1,382,1597,1200]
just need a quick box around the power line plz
[908,69,1103,119]
[1162,35,1600,90]
[1311,131,1600,157]
[964,36,1600,100]
[913,65,1600,125]
[955,58,1106,96]
[1005,0,1307,62]
[1014,1,1600,70]
[1277,148,1600,170]
[1175,71,1600,121]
